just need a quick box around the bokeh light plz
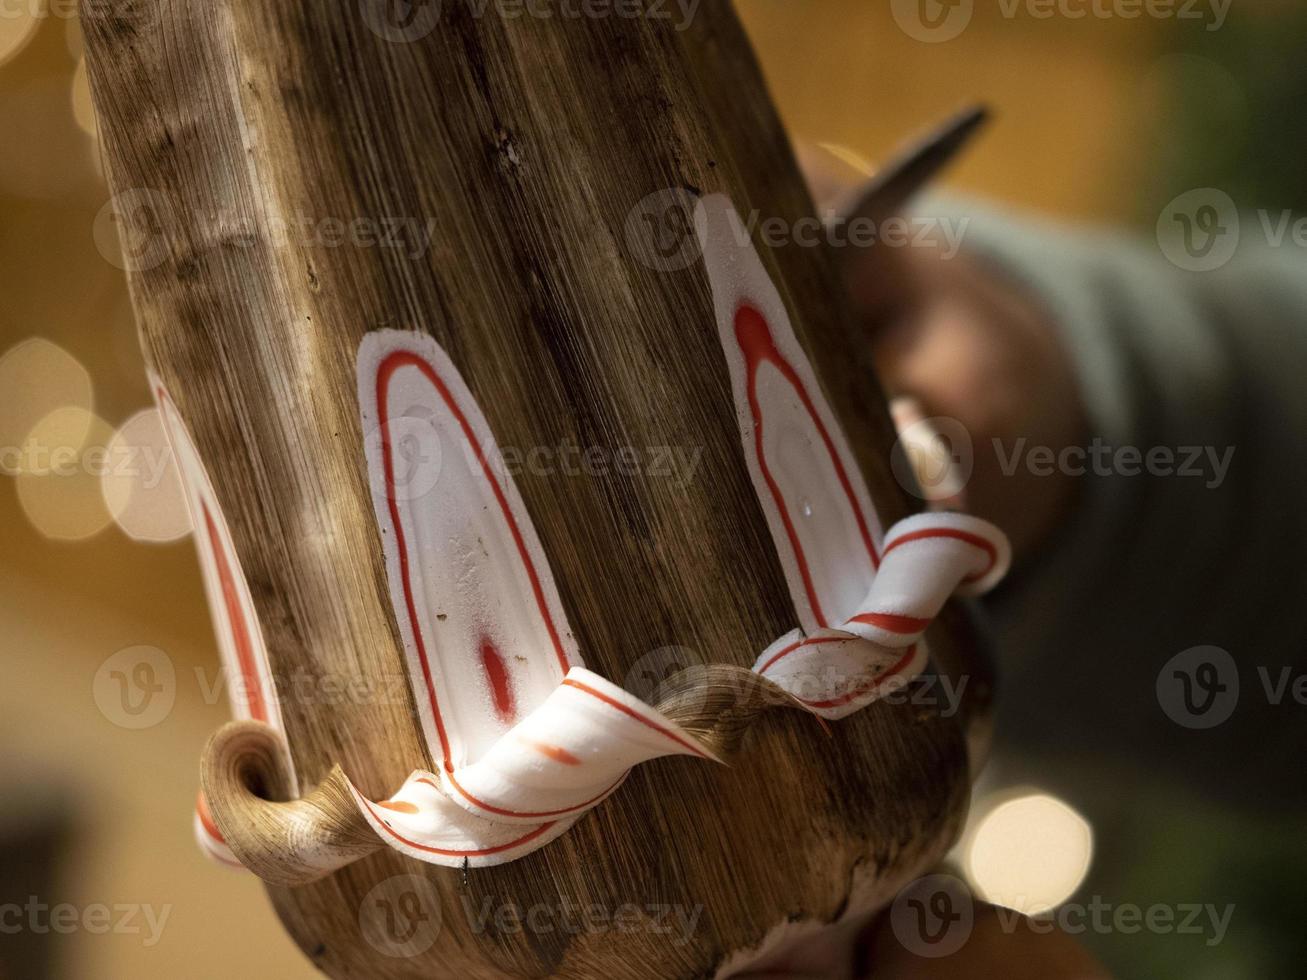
[9,403,92,475]
[15,407,115,541]
[0,0,43,68]
[65,10,84,59]
[963,791,1094,916]
[70,58,96,137]
[0,338,94,473]
[101,408,191,543]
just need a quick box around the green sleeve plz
[920,197,1307,803]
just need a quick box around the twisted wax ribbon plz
[173,192,1009,871]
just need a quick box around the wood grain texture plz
[82,1,995,976]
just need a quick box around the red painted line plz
[763,531,995,675]
[358,790,556,858]
[883,527,997,583]
[848,612,930,634]
[157,386,273,727]
[797,645,920,710]
[196,791,225,844]
[735,304,879,629]
[562,678,713,760]
[436,771,623,821]
[201,502,269,724]
[376,350,571,767]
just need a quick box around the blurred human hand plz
[860,901,1111,979]
[733,900,1110,979]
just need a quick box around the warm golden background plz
[1,2,1301,977]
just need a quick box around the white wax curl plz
[346,330,722,866]
[751,514,1009,719]
[350,768,581,867]
[699,192,1010,721]
[441,667,722,825]
[345,667,723,866]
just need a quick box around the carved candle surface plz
[179,198,1009,876]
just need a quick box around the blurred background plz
[1,1,1304,977]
